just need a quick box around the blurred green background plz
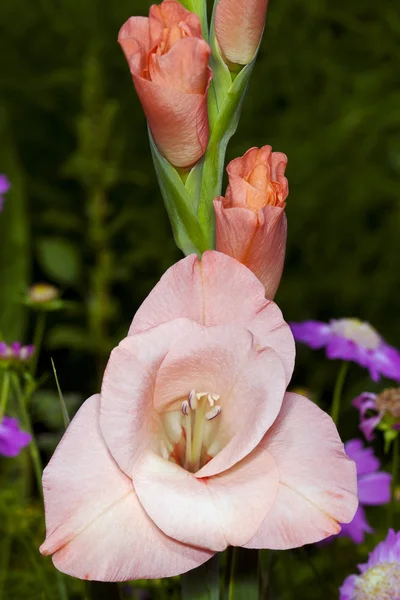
[0,0,399,598]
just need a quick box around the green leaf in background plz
[36,237,81,285]
[181,555,220,600]
[0,105,31,341]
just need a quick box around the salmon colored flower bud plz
[214,146,288,299]
[214,0,269,66]
[118,0,212,168]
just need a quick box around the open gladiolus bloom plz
[40,252,357,581]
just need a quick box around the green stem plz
[12,374,43,496]
[31,310,46,377]
[228,548,259,600]
[388,434,399,526]
[330,361,349,425]
[0,371,11,420]
[181,555,220,600]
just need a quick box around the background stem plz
[388,434,399,526]
[330,361,349,425]
[181,555,220,600]
[228,548,259,600]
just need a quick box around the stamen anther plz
[206,405,221,420]
[181,400,189,416]
[188,389,197,409]
[211,394,220,402]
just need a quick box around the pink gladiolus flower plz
[214,146,289,299]
[40,252,357,581]
[214,0,269,66]
[118,0,212,168]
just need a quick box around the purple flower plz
[0,416,31,457]
[340,529,400,599]
[290,318,400,382]
[0,341,35,363]
[340,439,391,544]
[0,175,11,212]
[353,389,400,442]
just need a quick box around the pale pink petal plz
[129,251,294,383]
[118,17,150,74]
[100,318,204,476]
[149,37,210,94]
[40,395,212,580]
[149,1,202,46]
[214,199,258,262]
[215,0,269,65]
[132,74,211,168]
[244,207,287,300]
[244,393,358,549]
[214,201,287,300]
[154,324,286,477]
[133,446,279,552]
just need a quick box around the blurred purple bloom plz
[340,439,391,544]
[0,341,35,363]
[290,318,400,382]
[353,389,400,442]
[0,416,31,457]
[0,174,10,212]
[340,529,400,599]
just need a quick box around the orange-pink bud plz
[119,1,212,168]
[214,0,269,66]
[214,146,288,299]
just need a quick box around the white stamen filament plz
[177,389,222,472]
[188,389,197,409]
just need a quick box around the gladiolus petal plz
[215,0,270,66]
[154,324,287,477]
[244,393,358,549]
[129,252,295,384]
[100,318,205,476]
[40,395,213,581]
[133,445,279,552]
